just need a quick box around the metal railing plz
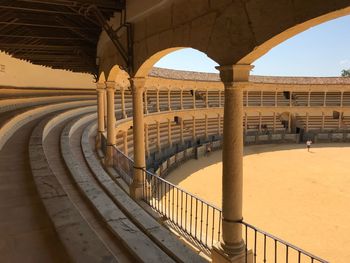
[106,141,329,262]
[142,168,222,253]
[112,146,134,185]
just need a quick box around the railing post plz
[96,82,106,149]
[105,81,116,166]
[130,77,147,200]
[212,64,253,263]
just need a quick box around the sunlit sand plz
[166,143,350,263]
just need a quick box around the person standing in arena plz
[306,139,312,152]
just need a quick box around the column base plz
[212,243,253,263]
[105,145,114,166]
[130,182,144,200]
[95,133,101,149]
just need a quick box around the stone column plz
[307,91,311,107]
[104,88,108,125]
[180,118,184,144]
[323,92,327,107]
[306,112,309,132]
[288,113,292,133]
[321,112,325,131]
[341,91,344,107]
[205,114,208,140]
[156,121,161,152]
[339,112,342,129]
[259,112,262,132]
[193,90,196,109]
[192,116,196,141]
[96,83,106,149]
[180,89,184,110]
[120,86,127,118]
[218,114,221,136]
[123,131,128,156]
[260,91,263,106]
[212,65,253,263]
[144,89,149,114]
[273,112,276,133]
[219,90,222,107]
[145,123,149,157]
[156,89,160,112]
[168,119,172,147]
[275,90,278,107]
[168,89,171,111]
[289,91,292,107]
[105,81,116,166]
[246,91,249,107]
[206,89,209,108]
[244,113,248,134]
[130,78,147,200]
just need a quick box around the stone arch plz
[239,7,350,64]
[97,71,106,83]
[134,47,184,78]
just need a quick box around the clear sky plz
[154,15,350,77]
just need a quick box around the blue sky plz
[155,15,350,77]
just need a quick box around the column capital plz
[96,82,106,91]
[105,81,116,90]
[216,64,254,83]
[130,77,147,90]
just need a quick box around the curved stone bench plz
[0,100,95,151]
[0,95,96,114]
[29,106,117,263]
[60,114,176,263]
[82,122,207,263]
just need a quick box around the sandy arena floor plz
[166,143,350,263]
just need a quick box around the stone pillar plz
[289,91,292,107]
[123,131,128,156]
[192,116,196,141]
[288,113,292,133]
[156,89,160,112]
[212,65,254,263]
[273,112,276,133]
[306,112,309,132]
[218,114,221,136]
[96,83,106,149]
[168,89,171,111]
[120,86,127,118]
[275,90,278,107]
[104,88,108,125]
[339,112,342,129]
[206,89,209,108]
[323,92,327,107]
[205,114,208,140]
[244,113,248,134]
[193,90,196,109]
[219,90,222,107]
[156,121,161,152]
[341,91,344,107]
[144,89,149,114]
[145,124,149,157]
[130,78,147,200]
[180,118,184,144]
[307,91,311,107]
[180,89,184,110]
[321,112,325,131]
[260,91,263,106]
[168,119,172,147]
[259,112,262,132]
[105,81,116,166]
[246,91,249,107]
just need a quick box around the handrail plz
[110,145,328,262]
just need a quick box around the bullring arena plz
[2,1,350,263]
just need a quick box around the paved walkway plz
[0,119,69,263]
